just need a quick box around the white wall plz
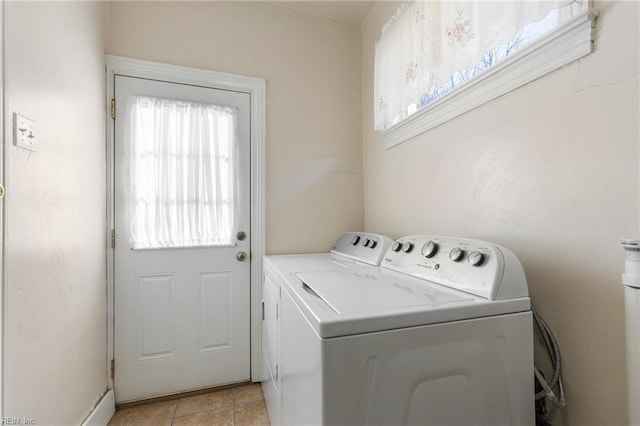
[4,2,108,424]
[106,1,363,255]
[362,1,639,424]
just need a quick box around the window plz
[128,96,238,249]
[374,0,597,147]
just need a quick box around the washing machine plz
[261,232,393,425]
[263,234,534,425]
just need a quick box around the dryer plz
[263,235,534,425]
[261,232,393,425]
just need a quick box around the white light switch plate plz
[13,113,37,151]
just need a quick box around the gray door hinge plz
[110,229,115,249]
[261,300,265,321]
[111,359,115,379]
[111,99,116,120]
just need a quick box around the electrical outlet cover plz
[13,113,37,151]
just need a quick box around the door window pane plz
[127,95,238,249]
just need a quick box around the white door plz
[113,75,251,403]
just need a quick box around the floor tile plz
[175,388,234,417]
[235,383,264,406]
[110,383,270,426]
[172,407,234,426]
[108,400,176,425]
[235,399,269,426]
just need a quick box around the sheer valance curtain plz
[126,96,238,249]
[374,0,588,132]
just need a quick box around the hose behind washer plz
[532,304,566,408]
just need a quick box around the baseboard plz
[82,389,115,426]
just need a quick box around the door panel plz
[138,273,176,360]
[113,75,251,403]
[199,271,232,351]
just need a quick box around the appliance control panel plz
[382,235,515,300]
[332,232,394,266]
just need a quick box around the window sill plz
[381,9,598,149]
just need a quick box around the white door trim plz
[0,0,5,416]
[105,55,266,391]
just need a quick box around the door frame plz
[0,0,5,416]
[105,55,266,392]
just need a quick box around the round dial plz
[351,235,361,246]
[368,240,377,249]
[449,247,465,262]
[361,238,370,247]
[391,241,403,252]
[467,250,485,266]
[421,241,439,258]
[402,242,414,253]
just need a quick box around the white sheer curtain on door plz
[127,95,238,249]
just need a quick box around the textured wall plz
[4,2,108,423]
[362,1,639,424]
[107,1,364,255]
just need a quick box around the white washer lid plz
[266,253,373,275]
[290,268,530,338]
[297,270,471,314]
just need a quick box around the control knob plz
[361,238,370,247]
[449,247,465,262]
[351,235,361,246]
[467,250,485,266]
[391,241,403,252]
[402,242,414,253]
[421,241,439,258]
[368,240,377,249]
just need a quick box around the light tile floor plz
[108,383,270,426]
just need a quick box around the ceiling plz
[266,1,376,25]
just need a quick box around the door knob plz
[237,251,248,262]
[237,231,247,241]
